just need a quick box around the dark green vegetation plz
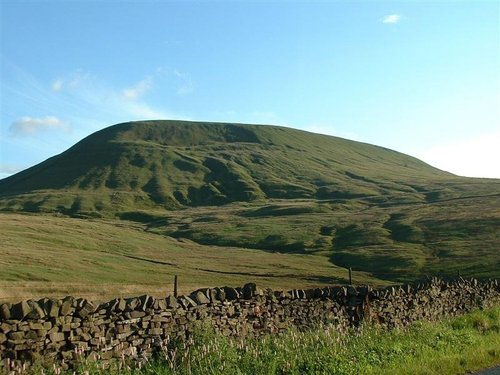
[0,120,499,287]
[24,307,500,375]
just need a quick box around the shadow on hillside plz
[194,267,345,284]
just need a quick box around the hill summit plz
[0,120,456,215]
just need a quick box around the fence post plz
[174,275,178,297]
[456,270,460,279]
[348,267,352,285]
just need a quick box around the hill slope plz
[0,120,499,283]
[1,213,382,302]
[0,120,472,214]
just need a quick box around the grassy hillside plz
[0,120,498,289]
[0,212,382,303]
[143,194,500,281]
[0,120,468,215]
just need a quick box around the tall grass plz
[19,307,499,375]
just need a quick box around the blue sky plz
[1,1,499,179]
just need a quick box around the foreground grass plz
[31,307,499,375]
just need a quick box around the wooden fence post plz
[174,275,178,297]
[348,267,352,285]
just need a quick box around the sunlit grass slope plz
[0,120,468,215]
[146,195,500,281]
[0,120,498,288]
[0,213,382,303]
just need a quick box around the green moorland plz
[0,120,498,300]
[0,213,382,302]
[20,307,500,375]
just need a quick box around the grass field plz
[149,194,500,281]
[0,212,384,303]
[1,189,499,303]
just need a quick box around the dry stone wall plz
[0,277,498,372]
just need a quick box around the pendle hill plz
[0,120,498,300]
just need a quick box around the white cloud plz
[70,71,93,88]
[174,70,193,96]
[122,77,153,100]
[51,79,64,92]
[382,14,401,24]
[9,116,71,136]
[416,130,500,178]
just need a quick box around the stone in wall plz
[0,278,498,373]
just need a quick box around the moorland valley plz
[0,120,499,302]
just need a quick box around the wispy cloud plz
[3,64,192,142]
[382,14,401,24]
[1,64,195,179]
[9,116,71,136]
[174,70,193,96]
[51,79,63,92]
[48,70,189,123]
[68,71,92,89]
[50,71,92,93]
[122,76,153,100]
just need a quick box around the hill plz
[0,120,464,213]
[0,120,499,289]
